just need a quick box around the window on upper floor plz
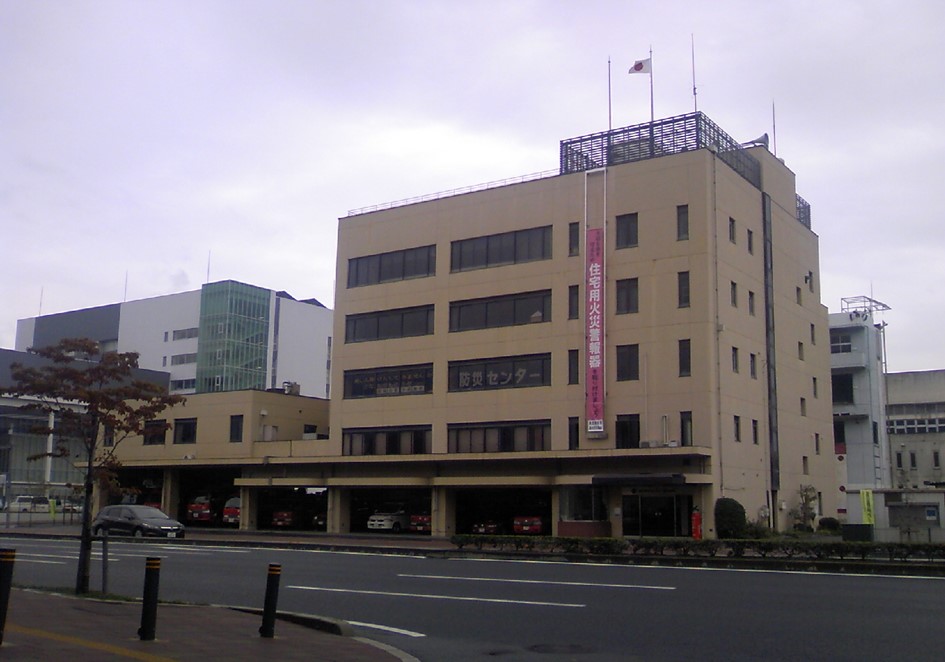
[173,418,197,444]
[568,349,580,385]
[730,281,738,307]
[616,344,640,381]
[747,228,754,254]
[616,414,641,449]
[569,285,580,320]
[830,331,852,353]
[348,245,436,288]
[616,278,639,314]
[569,222,580,256]
[728,217,737,243]
[448,354,551,392]
[345,305,434,343]
[229,415,243,443]
[677,205,689,241]
[679,339,691,377]
[344,364,434,398]
[678,272,691,308]
[448,420,550,453]
[451,226,551,272]
[143,420,167,446]
[832,373,854,404]
[449,290,551,332]
[616,213,639,249]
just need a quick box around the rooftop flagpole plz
[691,34,698,112]
[608,56,613,131]
[649,45,654,122]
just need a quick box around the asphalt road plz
[3,535,944,661]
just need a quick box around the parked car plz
[471,520,505,535]
[271,509,296,528]
[367,503,410,532]
[12,496,50,513]
[222,496,241,526]
[513,515,546,535]
[186,495,216,524]
[92,505,184,538]
[409,512,431,533]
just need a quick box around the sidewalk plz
[3,588,414,661]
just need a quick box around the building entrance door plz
[622,493,692,537]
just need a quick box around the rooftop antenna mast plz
[691,34,697,112]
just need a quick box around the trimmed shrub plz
[714,497,747,539]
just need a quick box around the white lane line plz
[288,585,584,608]
[398,573,675,591]
[14,559,65,565]
[347,621,427,638]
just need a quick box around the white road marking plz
[347,620,427,637]
[288,585,585,607]
[398,573,675,590]
[11,559,64,565]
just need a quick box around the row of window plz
[896,450,942,470]
[888,419,945,435]
[163,327,199,342]
[142,416,321,445]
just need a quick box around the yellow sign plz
[860,489,875,525]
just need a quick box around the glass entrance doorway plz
[622,493,692,537]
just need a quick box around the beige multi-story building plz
[327,112,838,537]
[109,113,837,538]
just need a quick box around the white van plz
[12,496,50,513]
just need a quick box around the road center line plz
[398,573,675,591]
[288,585,584,607]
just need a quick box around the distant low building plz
[15,280,333,398]
[886,370,945,489]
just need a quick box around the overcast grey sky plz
[2,1,943,372]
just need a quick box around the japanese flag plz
[628,58,651,74]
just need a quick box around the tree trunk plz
[74,449,95,594]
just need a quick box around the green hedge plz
[448,534,945,563]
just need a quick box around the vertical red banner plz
[585,228,604,433]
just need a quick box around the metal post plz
[0,549,15,646]
[259,563,281,638]
[101,531,109,595]
[138,557,161,641]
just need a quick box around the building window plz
[162,356,167,367]
[815,432,821,455]
[677,205,689,241]
[569,222,580,256]
[796,287,803,305]
[172,327,199,341]
[812,377,818,398]
[803,455,809,475]
[752,419,759,445]
[680,411,693,446]
[732,347,740,373]
[798,341,805,360]
[173,418,197,444]
[450,290,551,332]
[934,451,941,469]
[832,373,854,404]
[730,281,738,307]
[749,353,758,379]
[748,290,756,316]
[616,344,640,381]
[830,330,852,353]
[569,285,579,320]
[679,339,691,377]
[810,323,816,344]
[728,217,737,243]
[800,397,807,416]
[568,349,580,385]
[344,364,434,398]
[678,271,690,308]
[171,353,198,366]
[910,451,917,469]
[344,426,432,456]
[143,420,167,446]
[451,226,552,272]
[616,278,639,314]
[616,213,638,248]
[734,415,742,442]
[569,416,580,450]
[345,305,434,343]
[616,414,641,449]
[895,451,903,469]
[448,354,551,392]
[170,378,196,391]
[747,229,754,254]
[448,420,550,453]
[348,244,436,288]
[229,415,243,443]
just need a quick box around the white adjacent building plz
[16,280,333,398]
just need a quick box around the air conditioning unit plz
[666,440,679,448]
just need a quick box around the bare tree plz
[7,338,183,594]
